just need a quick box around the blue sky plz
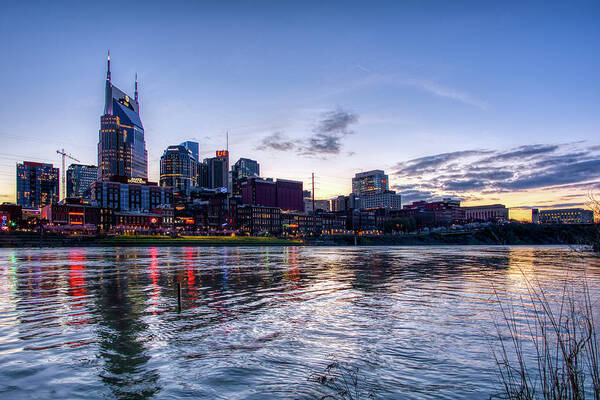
[1,1,599,218]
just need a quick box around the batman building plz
[97,53,148,181]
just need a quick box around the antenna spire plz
[106,50,111,82]
[134,73,138,103]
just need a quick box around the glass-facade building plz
[16,161,59,209]
[160,145,199,193]
[231,158,260,196]
[180,141,199,162]
[205,150,229,190]
[352,170,389,196]
[97,55,148,181]
[66,164,98,199]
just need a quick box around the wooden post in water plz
[177,282,182,312]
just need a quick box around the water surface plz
[0,246,599,399]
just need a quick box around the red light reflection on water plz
[184,247,198,308]
[67,250,89,325]
[148,247,165,315]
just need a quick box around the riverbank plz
[313,223,597,246]
[0,232,303,247]
[0,223,596,247]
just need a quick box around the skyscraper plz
[205,150,229,190]
[16,162,59,209]
[66,164,98,199]
[160,145,199,193]
[231,158,260,196]
[352,170,389,196]
[180,141,199,162]
[97,52,148,181]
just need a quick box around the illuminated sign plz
[128,177,146,184]
[150,218,158,224]
[216,150,229,157]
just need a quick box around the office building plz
[352,170,389,196]
[66,164,98,199]
[538,208,594,224]
[97,53,148,181]
[91,178,173,212]
[331,194,361,212]
[240,177,303,212]
[241,177,277,207]
[16,161,59,209]
[41,199,100,227]
[180,141,199,162]
[197,161,209,188]
[403,198,464,225]
[160,145,198,193]
[236,205,282,235]
[462,204,509,221]
[532,209,540,224]
[276,179,304,212]
[303,191,331,213]
[205,150,229,190]
[231,158,260,196]
[360,190,402,210]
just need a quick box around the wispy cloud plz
[321,73,488,110]
[399,78,489,110]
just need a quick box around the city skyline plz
[1,1,600,221]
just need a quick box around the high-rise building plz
[160,145,199,193]
[205,150,229,190]
[16,161,59,209]
[197,161,209,188]
[66,164,98,199]
[352,170,389,196]
[180,141,199,162]
[97,53,148,181]
[231,158,260,196]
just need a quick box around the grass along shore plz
[98,235,304,246]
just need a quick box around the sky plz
[1,0,599,220]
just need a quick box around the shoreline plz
[0,223,596,248]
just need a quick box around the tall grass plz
[308,356,377,399]
[492,273,600,400]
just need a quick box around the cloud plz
[400,78,489,110]
[391,188,435,203]
[443,179,488,191]
[512,203,586,210]
[478,144,559,163]
[391,142,600,199]
[300,109,358,155]
[257,108,358,157]
[395,150,489,176]
[257,132,298,151]
[497,160,600,190]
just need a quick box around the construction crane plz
[56,149,80,200]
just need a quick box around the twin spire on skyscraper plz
[106,50,139,104]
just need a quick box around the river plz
[0,246,599,399]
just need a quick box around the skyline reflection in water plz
[0,246,599,399]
